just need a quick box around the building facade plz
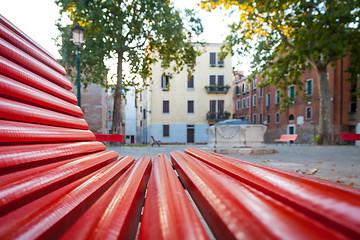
[139,43,233,144]
[233,57,359,144]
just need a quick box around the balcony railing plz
[207,112,231,122]
[205,85,230,94]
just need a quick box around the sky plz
[0,0,251,74]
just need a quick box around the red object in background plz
[95,134,123,142]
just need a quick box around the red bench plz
[151,135,161,147]
[1,15,360,240]
[95,134,123,142]
[274,134,299,143]
[340,132,360,141]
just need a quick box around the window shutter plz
[218,100,224,112]
[163,125,169,137]
[210,75,216,86]
[188,75,194,88]
[210,100,216,112]
[210,52,216,65]
[218,75,224,86]
[188,100,194,113]
[163,101,169,113]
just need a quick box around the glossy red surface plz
[0,74,82,117]
[0,157,133,240]
[0,38,72,90]
[0,97,88,129]
[171,150,350,240]
[0,23,66,75]
[185,148,360,237]
[0,120,95,143]
[61,156,151,240]
[139,154,209,240]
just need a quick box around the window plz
[253,114,257,124]
[289,114,295,121]
[306,79,312,96]
[289,85,295,102]
[139,92,142,101]
[246,84,249,92]
[246,97,250,108]
[161,75,170,90]
[140,120,143,127]
[163,100,169,113]
[210,52,216,65]
[236,86,240,96]
[259,87,263,98]
[209,52,224,66]
[259,114,263,124]
[236,100,240,110]
[209,100,224,113]
[143,109,146,119]
[163,125,169,137]
[253,94,257,106]
[242,98,246,109]
[275,90,280,104]
[188,75,194,89]
[306,107,312,119]
[275,112,280,123]
[246,115,249,121]
[140,106,142,113]
[242,84,245,93]
[209,75,225,86]
[350,102,357,113]
[266,114,270,124]
[188,100,194,113]
[253,79,257,89]
[266,93,271,106]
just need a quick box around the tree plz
[201,0,360,144]
[55,0,203,134]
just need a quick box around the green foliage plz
[55,0,204,89]
[201,0,360,98]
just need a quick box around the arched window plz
[289,114,295,121]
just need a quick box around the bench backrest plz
[280,134,298,141]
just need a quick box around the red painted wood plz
[274,134,298,142]
[0,38,72,90]
[171,150,349,240]
[0,120,95,143]
[340,132,360,141]
[139,154,209,240]
[61,156,151,240]
[184,148,360,238]
[0,15,59,63]
[0,150,119,214]
[0,74,82,117]
[0,23,66,75]
[95,134,123,142]
[0,142,105,169]
[0,156,134,240]
[0,97,88,129]
[0,57,77,104]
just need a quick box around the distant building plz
[138,43,233,144]
[233,56,359,144]
[72,82,109,134]
[124,87,137,144]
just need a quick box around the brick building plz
[233,57,359,144]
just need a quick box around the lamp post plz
[72,23,84,107]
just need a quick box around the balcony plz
[207,111,231,123]
[205,85,230,94]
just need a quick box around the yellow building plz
[139,43,233,144]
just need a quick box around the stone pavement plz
[106,144,360,189]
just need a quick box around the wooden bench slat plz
[0,157,134,240]
[0,120,95,143]
[0,15,60,66]
[184,148,360,238]
[139,154,209,240]
[0,151,119,214]
[171,150,349,239]
[0,38,72,90]
[62,156,151,240]
[0,23,66,75]
[0,97,88,129]
[0,74,82,117]
[0,58,77,104]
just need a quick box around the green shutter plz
[307,80,312,95]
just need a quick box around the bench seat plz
[1,15,360,240]
[274,134,298,143]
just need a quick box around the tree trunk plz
[315,64,332,145]
[111,49,123,134]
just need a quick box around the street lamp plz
[72,23,84,107]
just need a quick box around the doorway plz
[187,125,195,144]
